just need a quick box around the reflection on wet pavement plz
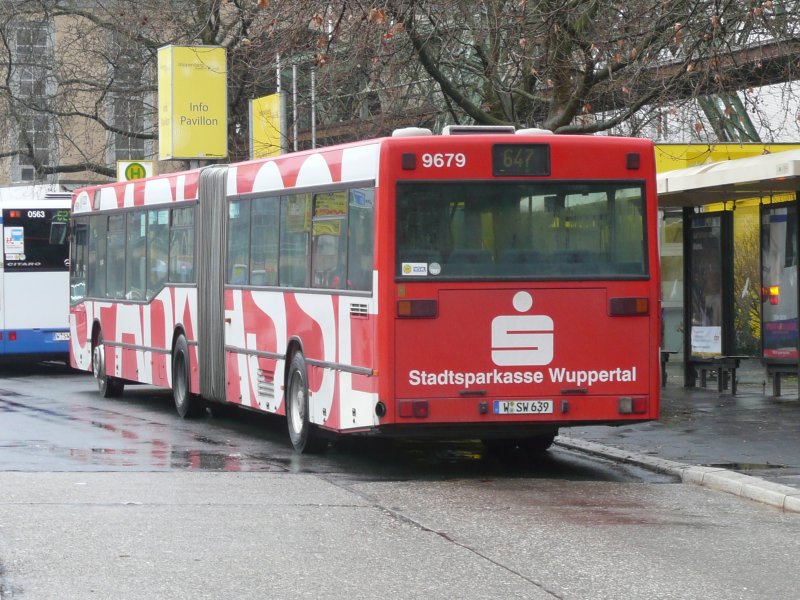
[0,384,672,484]
[0,362,676,484]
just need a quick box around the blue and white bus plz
[0,188,71,362]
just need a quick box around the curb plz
[555,436,800,514]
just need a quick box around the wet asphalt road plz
[0,361,667,484]
[2,363,800,599]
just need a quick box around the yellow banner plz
[158,46,228,160]
[250,94,283,158]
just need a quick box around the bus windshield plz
[396,181,647,279]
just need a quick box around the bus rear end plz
[0,198,71,363]
[378,130,659,448]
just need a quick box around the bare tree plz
[372,0,800,136]
[0,0,292,181]
[1,0,798,182]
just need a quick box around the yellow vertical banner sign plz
[249,93,284,159]
[158,45,228,160]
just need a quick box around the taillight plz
[618,396,647,414]
[398,400,429,418]
[397,299,438,318]
[770,286,780,305]
[8,331,16,341]
[609,297,649,316]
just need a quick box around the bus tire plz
[92,332,124,398]
[172,334,204,419]
[286,352,326,453]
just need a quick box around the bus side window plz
[250,197,279,287]
[227,200,251,285]
[169,207,194,283]
[88,215,108,298]
[280,194,311,288]
[125,212,147,300]
[106,215,126,299]
[347,188,375,291]
[70,220,88,303]
[146,209,169,300]
[311,191,347,290]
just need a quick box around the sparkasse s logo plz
[491,291,554,366]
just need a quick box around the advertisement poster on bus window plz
[312,192,346,236]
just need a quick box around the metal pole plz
[311,68,316,149]
[277,53,287,154]
[292,64,298,152]
[682,206,693,387]
[276,53,281,93]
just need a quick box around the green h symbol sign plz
[125,163,147,180]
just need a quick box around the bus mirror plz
[50,222,67,245]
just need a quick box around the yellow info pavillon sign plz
[158,45,228,160]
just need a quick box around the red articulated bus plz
[69,126,660,453]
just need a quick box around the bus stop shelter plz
[657,149,800,392]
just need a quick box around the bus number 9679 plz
[421,153,466,168]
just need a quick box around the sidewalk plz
[558,358,800,512]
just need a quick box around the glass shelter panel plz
[659,211,684,353]
[689,214,723,358]
[761,203,798,362]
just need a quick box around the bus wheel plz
[286,353,326,453]
[92,333,124,398]
[172,334,204,418]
